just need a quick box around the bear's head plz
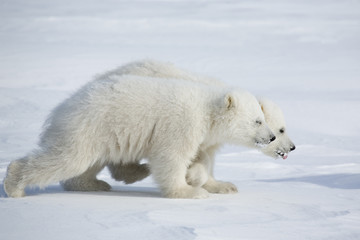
[215,90,276,149]
[258,99,296,159]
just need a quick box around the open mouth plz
[276,150,288,160]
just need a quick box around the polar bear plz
[61,60,295,194]
[110,61,295,192]
[3,67,276,198]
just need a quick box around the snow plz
[1,0,360,239]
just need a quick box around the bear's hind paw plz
[62,179,111,192]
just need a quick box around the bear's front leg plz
[186,162,208,187]
[149,154,209,199]
[186,145,237,194]
[186,160,238,194]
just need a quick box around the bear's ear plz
[224,93,235,110]
[258,99,266,114]
[259,102,264,113]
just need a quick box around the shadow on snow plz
[0,183,161,198]
[259,173,360,189]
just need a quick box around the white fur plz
[62,60,295,195]
[3,63,275,198]
[110,60,295,189]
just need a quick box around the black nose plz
[270,136,276,142]
[290,145,296,151]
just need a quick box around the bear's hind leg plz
[4,158,28,197]
[61,163,111,191]
[4,151,97,198]
[108,162,150,184]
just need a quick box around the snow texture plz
[1,0,359,239]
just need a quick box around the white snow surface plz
[1,0,360,239]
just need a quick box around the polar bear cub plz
[108,61,295,192]
[61,60,295,195]
[4,67,275,198]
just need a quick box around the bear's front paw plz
[186,163,208,188]
[204,180,238,194]
[164,186,209,199]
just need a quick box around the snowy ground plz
[1,0,360,239]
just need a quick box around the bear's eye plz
[256,120,262,125]
[279,128,285,134]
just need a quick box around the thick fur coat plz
[4,63,275,198]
